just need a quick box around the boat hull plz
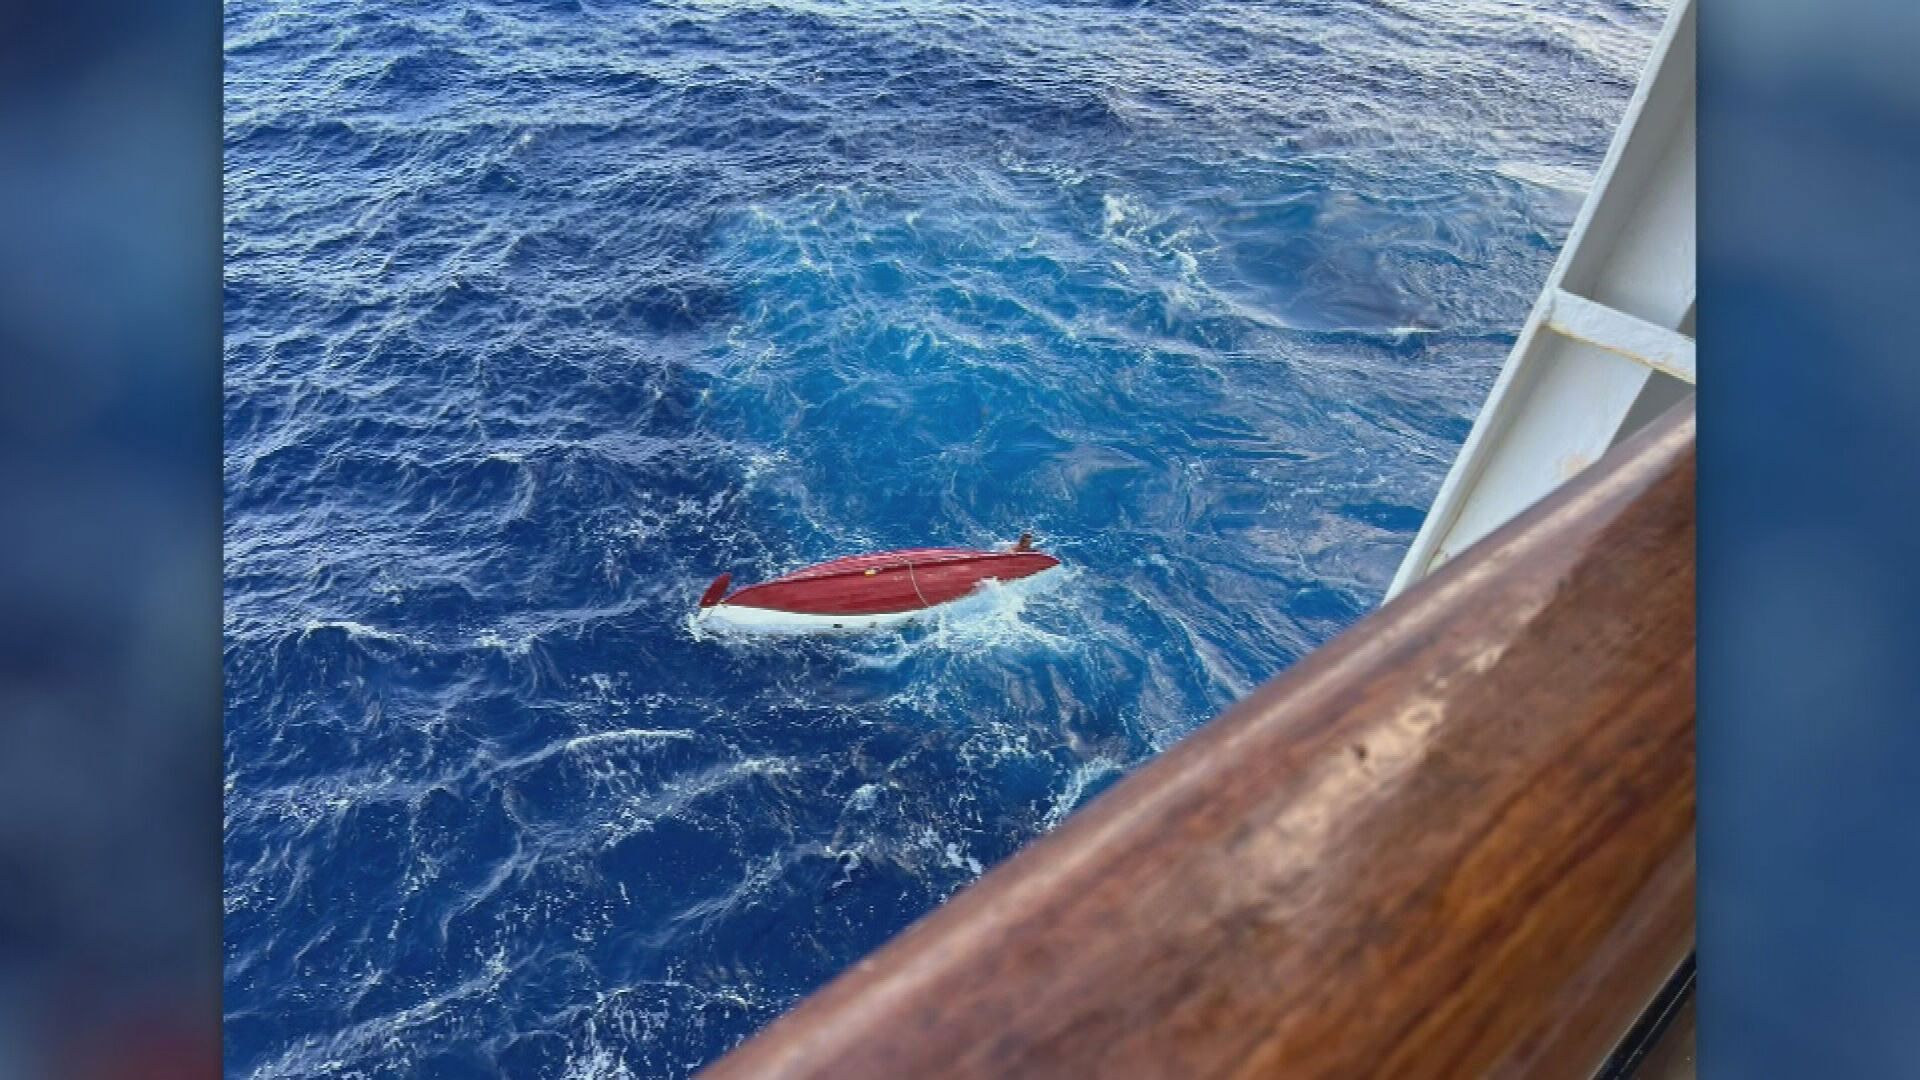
[698,547,1061,633]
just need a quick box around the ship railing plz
[704,397,1697,1079]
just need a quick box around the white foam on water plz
[473,629,537,657]
[242,945,517,1080]
[670,843,823,932]
[843,782,881,811]
[1042,756,1125,832]
[587,756,799,852]
[564,727,697,751]
[300,618,419,647]
[1494,160,1594,196]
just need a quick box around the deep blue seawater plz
[224,1,1662,1074]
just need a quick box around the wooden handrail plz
[705,401,1696,1079]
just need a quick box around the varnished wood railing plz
[705,401,1696,1079]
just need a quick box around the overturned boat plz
[696,534,1061,633]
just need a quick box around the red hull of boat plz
[710,548,1060,616]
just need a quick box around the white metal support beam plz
[1546,289,1696,384]
[1385,0,1695,600]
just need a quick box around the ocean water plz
[222,0,1662,1075]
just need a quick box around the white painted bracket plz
[1546,289,1695,384]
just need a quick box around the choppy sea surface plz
[223,1,1662,1074]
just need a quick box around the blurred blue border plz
[0,0,221,1075]
[1700,0,1920,1074]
